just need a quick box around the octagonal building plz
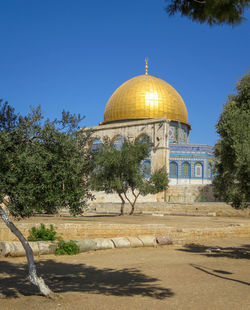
[89,60,215,203]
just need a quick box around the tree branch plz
[193,0,206,4]
[123,190,134,208]
[132,188,140,200]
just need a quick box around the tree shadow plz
[0,260,174,299]
[190,264,250,286]
[177,243,250,259]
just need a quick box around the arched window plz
[142,159,151,178]
[208,163,213,179]
[90,139,102,151]
[137,134,152,149]
[195,162,203,178]
[182,162,190,178]
[136,134,151,144]
[112,135,125,150]
[170,162,178,178]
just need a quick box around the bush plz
[55,240,79,255]
[27,224,79,255]
[27,224,58,241]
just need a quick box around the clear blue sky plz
[0,0,249,145]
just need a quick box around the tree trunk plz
[127,190,140,215]
[0,206,53,297]
[118,193,125,216]
[129,203,135,215]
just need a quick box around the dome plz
[104,73,190,126]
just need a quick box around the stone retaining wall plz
[87,202,250,217]
[0,236,157,257]
[1,222,250,243]
[92,184,217,204]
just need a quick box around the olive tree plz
[165,0,249,26]
[213,72,250,208]
[0,100,93,296]
[89,139,169,215]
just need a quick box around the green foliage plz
[90,139,169,214]
[213,72,250,209]
[28,223,80,255]
[27,224,58,241]
[90,139,148,193]
[55,240,79,255]
[0,101,93,218]
[140,168,169,196]
[165,0,249,26]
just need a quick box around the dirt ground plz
[0,238,250,310]
[14,213,250,229]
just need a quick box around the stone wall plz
[92,184,216,204]
[90,202,236,215]
[166,184,216,203]
[1,221,249,244]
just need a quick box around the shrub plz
[28,224,58,241]
[55,240,79,255]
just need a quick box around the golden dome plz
[104,73,189,126]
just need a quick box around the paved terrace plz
[1,202,250,243]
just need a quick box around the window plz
[182,162,190,177]
[112,136,125,150]
[90,139,102,151]
[137,134,152,150]
[137,134,151,145]
[142,160,151,178]
[170,162,178,178]
[208,163,213,179]
[195,163,202,177]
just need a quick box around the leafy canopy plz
[213,72,250,208]
[165,0,249,26]
[0,101,93,218]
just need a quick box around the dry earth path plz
[0,238,249,310]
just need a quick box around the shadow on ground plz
[177,243,250,259]
[176,244,250,287]
[0,260,174,299]
[190,264,250,286]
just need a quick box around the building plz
[88,60,215,203]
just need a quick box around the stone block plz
[28,242,40,255]
[137,235,156,247]
[75,239,97,252]
[0,241,39,257]
[11,242,26,257]
[0,241,17,256]
[37,241,57,255]
[126,236,143,247]
[111,237,131,248]
[93,238,115,250]
[156,235,173,245]
[208,212,216,216]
